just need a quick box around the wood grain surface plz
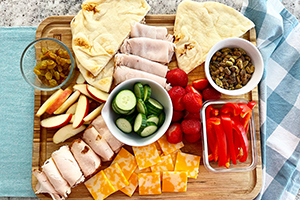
[32,15,262,200]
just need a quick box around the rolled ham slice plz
[51,145,85,187]
[130,22,173,42]
[69,139,101,178]
[120,37,175,63]
[82,126,114,161]
[42,158,71,198]
[113,66,171,90]
[91,115,123,152]
[115,53,168,77]
[32,169,64,200]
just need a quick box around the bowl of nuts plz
[20,38,75,91]
[205,37,263,96]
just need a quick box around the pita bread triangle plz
[174,0,255,74]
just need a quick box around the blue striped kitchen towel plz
[241,0,300,199]
[0,27,37,197]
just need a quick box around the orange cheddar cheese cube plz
[132,143,161,170]
[134,166,152,174]
[151,154,174,174]
[103,163,129,191]
[84,170,116,200]
[111,147,137,180]
[174,152,201,179]
[138,172,161,195]
[157,134,184,155]
[120,172,139,197]
[162,171,188,192]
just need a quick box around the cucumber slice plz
[133,113,147,133]
[158,111,165,127]
[116,118,132,133]
[143,84,152,101]
[147,114,159,125]
[114,90,137,111]
[134,82,144,99]
[136,98,147,115]
[139,121,158,137]
[112,99,134,115]
[125,111,137,124]
[146,98,163,115]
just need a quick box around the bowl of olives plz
[20,38,75,91]
[204,37,264,96]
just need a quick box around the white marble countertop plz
[0,0,299,200]
[0,0,299,27]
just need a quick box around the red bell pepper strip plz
[247,101,257,110]
[221,103,242,117]
[205,105,214,120]
[238,103,252,118]
[206,117,219,161]
[220,115,237,165]
[233,130,242,160]
[211,117,228,168]
[231,118,249,162]
[211,108,219,117]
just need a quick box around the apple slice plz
[54,90,81,114]
[66,102,78,114]
[46,87,73,115]
[83,104,104,122]
[53,124,86,144]
[73,84,94,99]
[86,85,109,102]
[73,95,89,129]
[36,89,63,117]
[70,115,90,125]
[41,113,72,129]
[76,73,86,84]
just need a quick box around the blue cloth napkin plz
[242,0,300,199]
[0,27,37,197]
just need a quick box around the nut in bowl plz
[101,78,173,147]
[20,38,75,91]
[201,99,258,172]
[205,37,263,96]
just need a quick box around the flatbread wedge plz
[174,0,255,74]
[76,58,114,93]
[71,0,150,77]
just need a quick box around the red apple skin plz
[73,95,89,129]
[46,87,73,115]
[86,84,108,103]
[41,114,72,129]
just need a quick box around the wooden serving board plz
[32,15,262,200]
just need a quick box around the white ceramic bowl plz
[101,78,173,147]
[205,37,264,96]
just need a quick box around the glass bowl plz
[200,98,258,172]
[20,38,75,91]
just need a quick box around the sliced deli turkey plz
[71,0,150,77]
[174,0,255,74]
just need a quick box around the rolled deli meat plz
[130,22,173,41]
[115,53,168,77]
[69,139,101,178]
[120,37,175,63]
[51,145,85,187]
[91,115,123,152]
[113,66,171,89]
[42,158,71,198]
[32,169,64,200]
[82,126,114,161]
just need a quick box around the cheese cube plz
[132,143,161,170]
[138,172,161,195]
[134,166,152,174]
[103,163,129,191]
[162,171,188,192]
[174,152,201,179]
[151,154,174,174]
[111,147,137,180]
[120,172,139,197]
[157,134,184,155]
[84,170,116,200]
